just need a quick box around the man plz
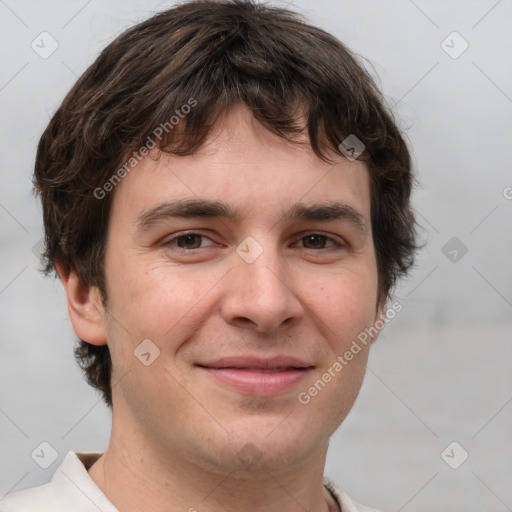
[1,1,418,510]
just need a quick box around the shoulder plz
[1,481,60,512]
[0,451,115,512]
[323,476,386,512]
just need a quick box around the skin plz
[58,103,386,512]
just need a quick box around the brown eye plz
[175,234,203,249]
[301,234,329,249]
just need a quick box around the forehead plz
[110,104,372,226]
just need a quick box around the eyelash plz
[163,231,346,253]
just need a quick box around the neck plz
[88,420,337,512]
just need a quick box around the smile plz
[196,357,314,396]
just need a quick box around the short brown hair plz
[34,0,420,408]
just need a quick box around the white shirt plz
[0,452,383,512]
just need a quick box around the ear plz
[56,262,108,346]
[370,297,388,344]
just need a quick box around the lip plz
[196,356,314,396]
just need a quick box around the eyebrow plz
[136,198,368,235]
[285,202,367,234]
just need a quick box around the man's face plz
[99,104,384,474]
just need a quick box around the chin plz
[202,413,327,474]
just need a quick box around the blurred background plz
[1,1,511,510]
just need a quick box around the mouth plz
[205,367,304,373]
[196,356,314,396]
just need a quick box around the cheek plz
[301,266,378,417]
[105,257,223,344]
[102,260,216,405]
[300,275,375,424]
[309,268,379,349]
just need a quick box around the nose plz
[220,240,304,334]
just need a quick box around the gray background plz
[1,1,511,510]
